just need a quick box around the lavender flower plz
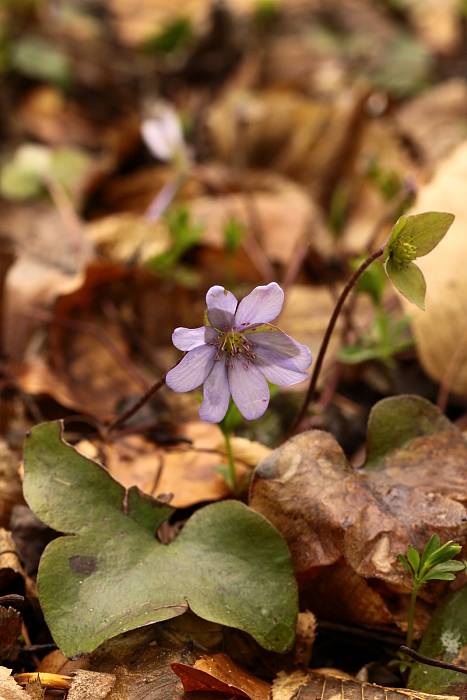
[166,283,312,422]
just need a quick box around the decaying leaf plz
[395,81,467,168]
[66,670,116,699]
[400,142,467,397]
[0,667,38,699]
[76,421,251,508]
[250,396,467,596]
[23,421,297,656]
[0,607,22,661]
[272,669,460,700]
[172,653,270,699]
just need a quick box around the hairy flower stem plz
[290,245,385,434]
[223,429,238,495]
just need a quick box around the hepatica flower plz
[166,283,312,422]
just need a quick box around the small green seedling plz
[398,535,465,653]
[383,212,454,310]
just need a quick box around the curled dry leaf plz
[172,653,270,699]
[77,421,250,508]
[400,142,467,396]
[250,400,467,593]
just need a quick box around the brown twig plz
[107,376,166,433]
[400,646,467,675]
[290,245,385,434]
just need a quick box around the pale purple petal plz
[257,361,308,386]
[228,361,270,420]
[245,329,312,371]
[166,345,216,392]
[206,286,238,329]
[199,360,230,422]
[172,327,207,351]
[141,106,183,162]
[234,282,284,328]
[253,344,309,385]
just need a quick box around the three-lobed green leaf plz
[23,422,298,657]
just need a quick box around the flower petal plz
[172,326,216,351]
[199,360,230,423]
[228,361,270,420]
[246,329,312,371]
[206,286,238,329]
[257,361,308,386]
[141,106,183,162]
[234,282,284,328]
[254,344,309,386]
[166,345,216,392]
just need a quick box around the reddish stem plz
[290,245,385,434]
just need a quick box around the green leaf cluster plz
[398,535,465,589]
[384,211,454,310]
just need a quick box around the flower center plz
[392,241,417,266]
[217,330,255,365]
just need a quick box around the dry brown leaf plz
[86,213,170,264]
[172,653,270,699]
[277,285,372,388]
[17,87,103,149]
[0,442,23,529]
[0,607,21,661]
[67,670,116,699]
[250,429,467,590]
[272,670,459,700]
[190,176,331,267]
[207,89,367,202]
[0,667,35,699]
[401,142,467,396]
[402,0,461,54]
[77,421,248,507]
[301,562,394,627]
[395,81,467,168]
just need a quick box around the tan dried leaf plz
[395,81,467,167]
[401,142,467,396]
[250,429,467,589]
[272,670,459,700]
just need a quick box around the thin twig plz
[290,245,385,434]
[400,646,467,675]
[107,376,166,433]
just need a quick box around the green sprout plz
[398,535,465,652]
[383,212,454,310]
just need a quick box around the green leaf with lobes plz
[23,422,298,657]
